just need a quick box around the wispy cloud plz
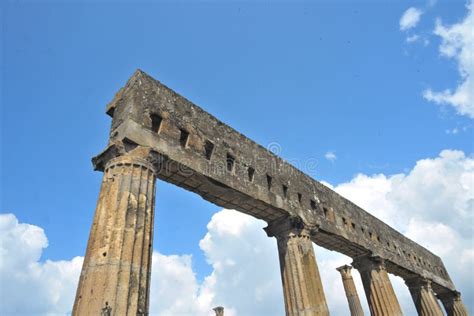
[406,34,420,43]
[446,127,459,135]
[400,7,423,31]
[423,1,474,118]
[324,151,337,162]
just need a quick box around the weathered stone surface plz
[93,69,456,295]
[405,277,444,316]
[336,265,364,316]
[73,69,466,315]
[266,217,329,316]
[438,291,469,316]
[73,155,156,315]
[352,255,403,316]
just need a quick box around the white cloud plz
[329,149,473,313]
[400,7,423,31]
[446,127,459,134]
[325,172,400,226]
[324,151,337,162]
[149,253,209,315]
[406,34,420,43]
[423,1,474,118]
[149,209,285,316]
[1,149,473,315]
[0,213,83,315]
[406,34,430,46]
[198,210,284,315]
[0,211,283,316]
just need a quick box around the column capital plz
[264,215,315,239]
[405,275,432,290]
[104,155,157,175]
[437,290,462,302]
[336,265,354,279]
[93,139,165,172]
[352,254,386,272]
[213,306,224,316]
[437,290,468,315]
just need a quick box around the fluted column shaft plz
[352,255,403,316]
[73,155,156,316]
[336,265,364,316]
[405,277,443,316]
[266,218,329,316]
[438,291,469,316]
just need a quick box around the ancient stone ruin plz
[72,70,468,315]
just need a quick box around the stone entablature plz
[74,70,467,315]
[94,70,454,294]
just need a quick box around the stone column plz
[352,255,403,316]
[336,265,364,316]
[405,277,443,316]
[265,217,329,316]
[73,155,156,316]
[438,291,469,316]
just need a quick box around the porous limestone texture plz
[73,156,156,315]
[73,69,467,315]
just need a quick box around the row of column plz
[73,154,468,315]
[266,218,468,316]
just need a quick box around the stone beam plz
[265,217,329,316]
[336,265,364,316]
[93,69,458,297]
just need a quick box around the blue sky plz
[1,0,473,315]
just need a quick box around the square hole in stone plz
[247,167,255,182]
[266,175,272,190]
[204,140,214,160]
[179,129,189,148]
[226,153,235,172]
[150,114,162,133]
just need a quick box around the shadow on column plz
[352,255,403,316]
[265,216,329,316]
[404,276,444,316]
[437,291,469,316]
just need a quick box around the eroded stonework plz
[73,156,156,315]
[73,70,467,315]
